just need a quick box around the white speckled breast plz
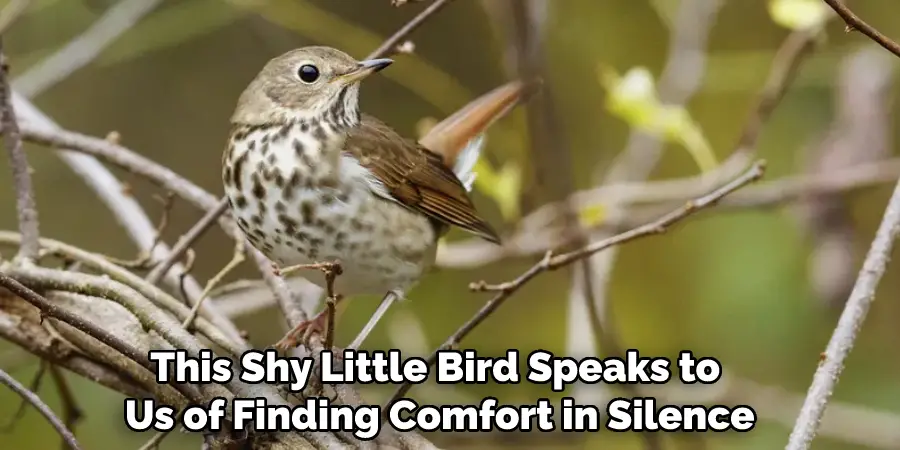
[222,120,437,296]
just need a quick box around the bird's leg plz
[273,294,344,352]
[348,289,403,350]
[272,261,344,352]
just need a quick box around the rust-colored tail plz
[420,78,541,168]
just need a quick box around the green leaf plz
[98,0,248,65]
[472,158,521,221]
[768,0,830,30]
[599,65,717,173]
[579,204,606,227]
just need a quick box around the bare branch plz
[1,360,45,431]
[0,302,160,403]
[348,291,399,350]
[146,198,229,285]
[0,231,242,356]
[0,40,40,261]
[730,23,825,163]
[48,366,83,449]
[366,0,456,60]
[386,160,766,408]
[438,157,899,269]
[785,178,900,447]
[0,366,82,450]
[14,111,245,344]
[0,270,205,403]
[181,240,245,331]
[823,0,900,59]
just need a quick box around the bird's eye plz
[297,64,320,83]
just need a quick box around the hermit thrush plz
[223,46,524,347]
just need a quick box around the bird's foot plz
[273,309,329,352]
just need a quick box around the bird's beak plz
[334,58,393,86]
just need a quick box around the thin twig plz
[13,96,245,347]
[348,291,399,350]
[136,431,168,450]
[252,250,309,328]
[823,0,900,59]
[0,308,162,404]
[181,240,245,331]
[366,0,455,59]
[566,5,720,432]
[439,156,898,269]
[785,181,900,448]
[105,191,174,269]
[146,197,229,285]
[0,39,39,261]
[0,366,82,450]
[1,360,46,431]
[731,23,825,160]
[385,160,767,409]
[0,231,242,356]
[48,366,82,450]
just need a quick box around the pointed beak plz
[334,58,393,86]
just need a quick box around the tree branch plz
[386,160,766,407]
[366,0,456,59]
[145,198,229,285]
[0,366,82,450]
[0,40,39,261]
[0,271,204,403]
[785,169,900,448]
[823,0,900,59]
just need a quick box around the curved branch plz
[0,40,39,261]
[786,174,900,447]
[823,0,900,59]
[0,231,241,356]
[0,367,82,450]
[0,272,204,403]
[387,161,766,407]
[11,93,246,348]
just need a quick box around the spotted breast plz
[222,116,439,296]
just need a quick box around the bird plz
[221,46,527,349]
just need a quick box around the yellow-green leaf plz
[600,65,717,172]
[472,158,521,221]
[768,0,830,30]
[579,204,606,227]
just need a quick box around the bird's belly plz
[227,179,437,296]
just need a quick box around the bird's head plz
[231,46,392,126]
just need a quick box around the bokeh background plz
[1,0,900,449]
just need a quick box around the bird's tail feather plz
[454,134,484,191]
[419,78,541,186]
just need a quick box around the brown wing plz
[343,114,500,244]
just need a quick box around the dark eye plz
[297,64,319,83]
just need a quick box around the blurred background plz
[1,0,900,449]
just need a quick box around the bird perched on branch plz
[222,46,537,349]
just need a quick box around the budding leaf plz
[599,65,717,173]
[768,0,830,30]
[473,159,521,222]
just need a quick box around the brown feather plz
[343,114,501,244]
[421,78,542,167]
